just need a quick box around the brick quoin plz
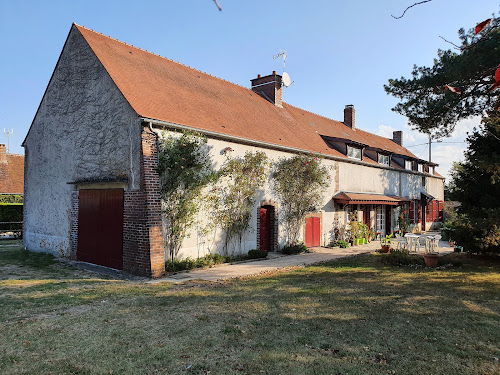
[122,125,165,277]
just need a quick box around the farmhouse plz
[23,24,444,277]
[0,144,24,237]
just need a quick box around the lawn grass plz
[0,246,499,374]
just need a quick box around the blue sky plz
[0,0,497,178]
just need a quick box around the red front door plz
[305,217,320,248]
[260,207,271,251]
[78,189,124,269]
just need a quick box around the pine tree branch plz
[439,36,461,50]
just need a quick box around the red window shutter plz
[418,200,422,223]
[433,201,437,221]
[426,202,431,222]
[409,200,415,224]
[439,201,444,222]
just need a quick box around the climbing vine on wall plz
[157,131,216,261]
[272,154,330,247]
[206,151,269,256]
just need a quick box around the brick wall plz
[70,125,165,278]
[69,191,79,259]
[257,200,279,252]
[122,126,165,277]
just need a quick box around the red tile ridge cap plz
[283,102,346,126]
[74,23,255,93]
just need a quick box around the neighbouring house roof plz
[44,24,435,173]
[0,146,24,194]
[333,192,410,206]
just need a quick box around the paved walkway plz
[151,239,454,284]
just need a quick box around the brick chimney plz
[0,144,6,163]
[251,71,283,108]
[344,105,355,129]
[392,131,403,146]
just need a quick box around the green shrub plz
[381,249,424,267]
[334,240,349,248]
[165,257,197,272]
[165,254,230,272]
[282,243,309,255]
[247,249,268,259]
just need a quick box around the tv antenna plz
[273,50,294,87]
[4,129,13,153]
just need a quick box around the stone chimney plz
[0,144,6,164]
[344,105,355,129]
[251,71,283,108]
[393,131,403,146]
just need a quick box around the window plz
[376,206,386,234]
[405,160,412,170]
[422,176,426,187]
[418,164,424,173]
[378,153,390,166]
[347,145,362,160]
[430,166,435,175]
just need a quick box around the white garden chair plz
[427,234,441,253]
[404,233,418,252]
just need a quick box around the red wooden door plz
[78,189,124,269]
[305,217,320,248]
[260,207,271,251]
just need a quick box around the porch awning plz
[333,192,410,206]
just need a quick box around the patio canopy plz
[333,192,410,206]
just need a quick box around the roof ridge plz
[284,102,346,126]
[74,23,254,93]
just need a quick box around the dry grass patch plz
[0,247,499,374]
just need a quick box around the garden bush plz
[333,240,349,248]
[165,254,229,272]
[282,243,309,255]
[247,249,268,259]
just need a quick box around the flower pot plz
[381,244,391,253]
[363,238,368,244]
[354,238,363,246]
[423,253,439,268]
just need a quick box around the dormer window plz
[405,160,412,170]
[347,145,362,160]
[378,153,390,166]
[430,166,435,175]
[418,164,424,173]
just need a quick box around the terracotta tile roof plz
[0,151,24,194]
[74,24,423,164]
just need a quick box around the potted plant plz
[423,244,439,267]
[380,233,393,253]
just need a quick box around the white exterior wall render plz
[159,129,444,259]
[23,27,141,257]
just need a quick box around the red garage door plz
[305,217,320,248]
[77,189,124,269]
